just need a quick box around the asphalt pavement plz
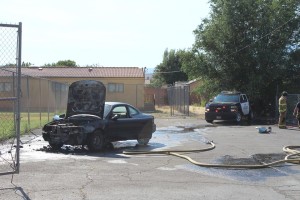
[1,117,300,200]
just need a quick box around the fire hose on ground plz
[123,141,300,169]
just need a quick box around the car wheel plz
[88,131,105,151]
[137,138,150,145]
[49,142,63,150]
[206,120,213,123]
[236,112,242,123]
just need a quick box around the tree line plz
[4,60,78,67]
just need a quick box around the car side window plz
[239,95,243,102]
[240,95,247,103]
[128,106,139,117]
[112,106,128,118]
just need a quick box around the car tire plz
[49,142,63,150]
[206,120,213,123]
[137,138,150,145]
[236,112,242,123]
[88,131,105,151]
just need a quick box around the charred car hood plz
[66,80,106,118]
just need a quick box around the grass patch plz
[0,112,56,141]
[150,105,205,118]
[189,105,205,117]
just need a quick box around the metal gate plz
[0,23,22,175]
[167,85,190,116]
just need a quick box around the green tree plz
[3,63,15,67]
[190,0,300,115]
[178,49,212,80]
[22,62,33,67]
[43,63,57,67]
[151,49,188,87]
[56,60,77,67]
[43,60,77,67]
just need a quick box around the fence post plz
[47,80,50,122]
[15,22,22,173]
[27,76,30,130]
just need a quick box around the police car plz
[205,91,253,123]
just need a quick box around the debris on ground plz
[256,126,272,134]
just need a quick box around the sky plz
[1,0,210,69]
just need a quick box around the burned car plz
[42,80,156,151]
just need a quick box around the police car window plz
[240,95,247,103]
[240,95,245,103]
[214,94,239,102]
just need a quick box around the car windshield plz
[214,94,239,103]
[104,104,112,118]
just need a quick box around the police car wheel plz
[236,112,242,122]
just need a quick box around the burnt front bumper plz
[43,124,85,145]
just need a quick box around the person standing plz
[293,101,300,128]
[278,91,288,129]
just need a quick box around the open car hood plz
[66,80,106,118]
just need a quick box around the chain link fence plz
[167,85,190,116]
[0,74,69,176]
[144,85,191,116]
[0,23,22,175]
[20,76,69,133]
[0,23,69,176]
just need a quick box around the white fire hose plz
[123,141,300,169]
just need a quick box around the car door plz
[127,105,150,136]
[106,105,139,140]
[240,94,250,115]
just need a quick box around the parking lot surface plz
[1,117,300,200]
